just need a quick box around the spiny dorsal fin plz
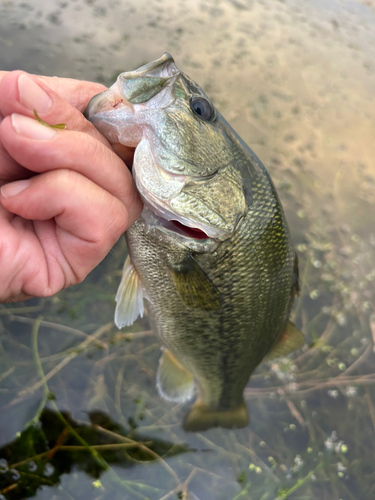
[267,321,304,360]
[156,348,195,403]
[169,255,221,311]
[115,256,144,329]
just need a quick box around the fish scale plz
[125,160,295,413]
[85,53,303,431]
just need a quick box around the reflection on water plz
[0,0,374,498]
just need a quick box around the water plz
[0,0,374,498]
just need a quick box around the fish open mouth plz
[163,220,209,240]
[140,204,215,244]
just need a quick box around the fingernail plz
[18,74,52,113]
[12,113,57,140]
[1,179,31,198]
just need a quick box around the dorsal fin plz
[115,256,144,329]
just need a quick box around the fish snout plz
[116,53,179,105]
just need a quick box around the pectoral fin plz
[115,256,145,329]
[267,321,304,360]
[156,348,195,403]
[169,255,221,311]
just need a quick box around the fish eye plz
[190,96,215,121]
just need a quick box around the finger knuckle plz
[51,168,78,187]
[72,132,103,160]
[93,198,128,246]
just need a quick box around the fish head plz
[85,53,248,245]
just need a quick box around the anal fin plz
[267,321,304,360]
[115,256,145,329]
[156,348,195,403]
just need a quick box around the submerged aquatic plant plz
[0,209,374,499]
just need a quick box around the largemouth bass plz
[85,53,303,431]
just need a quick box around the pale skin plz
[0,70,143,303]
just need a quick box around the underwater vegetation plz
[1,207,374,499]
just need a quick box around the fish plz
[84,53,303,432]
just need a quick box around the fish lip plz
[84,53,178,120]
[123,52,178,78]
[84,85,130,120]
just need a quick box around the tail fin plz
[183,398,249,432]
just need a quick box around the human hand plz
[0,71,142,302]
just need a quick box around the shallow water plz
[0,0,375,499]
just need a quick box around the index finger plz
[0,70,135,167]
[0,70,107,111]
